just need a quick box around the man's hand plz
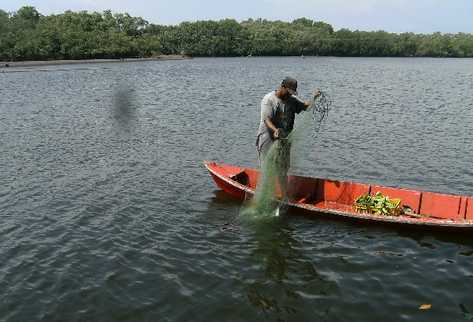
[273,128,280,139]
[304,89,321,110]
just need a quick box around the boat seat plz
[230,171,249,186]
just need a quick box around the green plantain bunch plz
[354,192,402,216]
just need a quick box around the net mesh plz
[312,91,332,135]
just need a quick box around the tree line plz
[1,6,473,61]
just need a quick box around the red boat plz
[204,161,473,229]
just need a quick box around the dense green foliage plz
[0,7,160,60]
[2,6,473,61]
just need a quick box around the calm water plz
[1,57,473,322]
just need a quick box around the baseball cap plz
[281,77,298,95]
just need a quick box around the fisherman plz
[256,77,320,199]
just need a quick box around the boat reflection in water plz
[208,190,338,321]
[238,199,338,321]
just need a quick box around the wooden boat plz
[204,161,473,229]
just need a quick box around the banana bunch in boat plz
[354,192,402,216]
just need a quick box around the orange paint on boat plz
[419,192,462,220]
[317,180,370,206]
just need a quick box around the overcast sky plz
[3,0,473,33]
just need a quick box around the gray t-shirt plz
[256,91,306,140]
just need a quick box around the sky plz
[2,0,473,33]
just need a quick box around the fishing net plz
[312,90,332,135]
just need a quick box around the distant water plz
[1,57,473,322]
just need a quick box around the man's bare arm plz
[303,89,321,110]
[264,118,280,139]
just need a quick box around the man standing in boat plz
[256,77,320,199]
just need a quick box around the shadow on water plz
[210,189,241,206]
[239,211,338,321]
[112,84,137,130]
[201,191,244,233]
[395,228,473,249]
[290,204,473,249]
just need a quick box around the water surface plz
[1,57,473,322]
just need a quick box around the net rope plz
[311,90,332,135]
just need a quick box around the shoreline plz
[0,55,191,69]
